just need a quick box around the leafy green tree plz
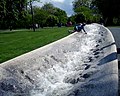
[41,3,67,27]
[68,15,76,24]
[25,13,32,26]
[15,12,32,29]
[54,8,67,25]
[14,0,41,30]
[0,0,27,30]
[28,0,35,31]
[93,0,120,25]
[0,0,6,29]
[75,13,85,23]
[73,0,93,10]
[33,7,48,28]
[75,6,93,22]
[46,15,58,27]
[0,0,6,23]
[72,0,101,23]
[41,3,55,15]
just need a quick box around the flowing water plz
[29,24,106,96]
[0,24,110,96]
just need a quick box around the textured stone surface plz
[0,24,118,96]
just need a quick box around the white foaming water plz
[30,24,103,96]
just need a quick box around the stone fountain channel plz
[0,24,118,96]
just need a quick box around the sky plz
[33,0,74,16]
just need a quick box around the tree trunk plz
[30,1,35,32]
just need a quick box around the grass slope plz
[0,27,72,63]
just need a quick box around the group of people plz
[68,23,87,34]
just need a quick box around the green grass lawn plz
[0,27,73,63]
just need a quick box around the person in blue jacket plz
[68,23,87,34]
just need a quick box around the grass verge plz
[0,27,72,63]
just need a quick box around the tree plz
[93,0,120,25]
[54,8,67,25]
[41,3,55,15]
[0,0,7,29]
[29,0,35,31]
[73,0,93,10]
[33,7,48,28]
[0,0,27,30]
[72,0,101,23]
[75,13,85,23]
[75,6,93,22]
[41,3,67,27]
[46,15,58,27]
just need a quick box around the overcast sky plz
[33,0,74,16]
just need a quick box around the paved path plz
[108,27,120,95]
[109,27,120,61]
[109,27,120,47]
